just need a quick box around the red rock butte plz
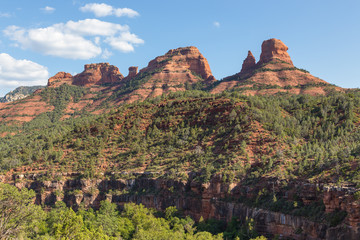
[211,38,337,96]
[258,38,293,65]
[140,46,216,82]
[72,63,124,86]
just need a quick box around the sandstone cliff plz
[119,46,217,103]
[4,173,360,240]
[72,63,124,86]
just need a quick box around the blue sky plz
[0,0,359,96]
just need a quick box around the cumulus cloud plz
[80,3,139,18]
[4,25,102,59]
[41,6,55,13]
[105,32,144,52]
[0,53,49,87]
[213,21,220,28]
[60,19,129,36]
[4,19,144,59]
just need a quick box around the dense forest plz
[1,88,359,186]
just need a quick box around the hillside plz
[1,90,360,238]
[0,85,45,103]
[1,90,359,182]
[1,39,359,239]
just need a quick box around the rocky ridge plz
[211,38,336,95]
[0,46,218,124]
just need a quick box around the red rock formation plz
[240,51,256,74]
[72,63,124,86]
[141,46,216,82]
[4,174,360,240]
[127,66,138,79]
[48,72,73,87]
[122,46,216,102]
[258,38,293,65]
[211,38,339,96]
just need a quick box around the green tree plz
[0,183,44,239]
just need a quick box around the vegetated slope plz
[1,90,359,187]
[0,85,45,103]
[211,39,340,95]
[1,89,360,239]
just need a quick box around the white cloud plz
[60,19,129,36]
[213,21,220,28]
[0,53,49,87]
[41,6,55,13]
[80,3,139,18]
[105,32,144,52]
[80,3,113,17]
[4,19,144,59]
[114,8,139,18]
[101,49,113,59]
[4,25,102,59]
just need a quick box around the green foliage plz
[1,183,239,240]
[39,84,88,122]
[1,90,360,186]
[0,183,44,239]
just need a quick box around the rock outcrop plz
[211,38,338,96]
[140,46,215,82]
[4,173,360,240]
[72,63,124,86]
[121,46,216,103]
[127,66,138,79]
[48,72,73,87]
[240,51,256,74]
[258,38,293,65]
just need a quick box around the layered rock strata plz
[5,173,360,240]
[72,63,124,86]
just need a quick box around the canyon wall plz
[3,173,359,240]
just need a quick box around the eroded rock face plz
[240,51,256,74]
[127,66,138,79]
[72,63,124,86]
[48,72,73,87]
[258,38,293,65]
[141,46,216,82]
[5,173,360,240]
[121,46,216,103]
